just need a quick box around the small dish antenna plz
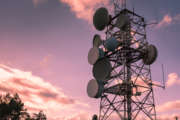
[143,44,158,65]
[104,37,120,51]
[93,34,103,47]
[88,47,105,65]
[93,7,109,31]
[93,58,112,81]
[87,79,103,98]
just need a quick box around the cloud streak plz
[166,73,180,87]
[156,14,180,28]
[32,0,121,23]
[0,64,89,119]
[157,100,180,113]
[59,0,110,23]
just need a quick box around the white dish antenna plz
[88,47,105,65]
[93,34,103,47]
[93,58,112,81]
[104,37,120,51]
[115,14,129,30]
[87,79,103,98]
[93,7,109,31]
[143,44,158,65]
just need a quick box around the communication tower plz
[87,0,164,120]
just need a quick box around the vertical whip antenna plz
[162,64,166,89]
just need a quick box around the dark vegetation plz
[0,93,47,120]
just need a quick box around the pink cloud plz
[156,14,180,28]
[0,64,89,119]
[166,73,180,87]
[37,111,91,120]
[59,0,110,23]
[62,112,90,120]
[157,100,180,113]
[156,14,172,28]
[31,0,122,23]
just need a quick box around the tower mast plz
[87,0,162,120]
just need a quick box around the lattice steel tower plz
[87,1,162,120]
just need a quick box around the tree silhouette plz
[0,93,47,120]
[33,111,46,120]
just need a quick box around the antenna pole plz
[127,64,132,120]
[126,22,132,120]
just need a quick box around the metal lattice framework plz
[98,9,157,120]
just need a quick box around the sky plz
[0,0,180,120]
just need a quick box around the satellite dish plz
[93,7,109,31]
[92,114,98,120]
[115,14,129,30]
[104,37,119,51]
[87,79,103,98]
[88,47,105,65]
[143,44,158,65]
[93,58,112,81]
[93,34,103,47]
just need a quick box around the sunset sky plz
[0,0,180,120]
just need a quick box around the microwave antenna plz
[87,0,164,120]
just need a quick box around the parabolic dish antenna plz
[143,44,158,65]
[104,37,119,51]
[87,79,103,98]
[93,7,109,31]
[93,58,112,81]
[88,47,105,65]
[115,14,129,30]
[93,34,103,47]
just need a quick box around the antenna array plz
[87,1,163,120]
